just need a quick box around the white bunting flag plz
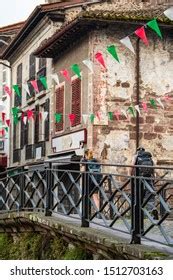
[82,114,88,124]
[22,83,30,96]
[134,105,141,115]
[156,98,164,108]
[23,116,27,125]
[164,7,173,20]
[121,109,128,119]
[82,59,94,73]
[42,111,48,121]
[51,74,59,85]
[120,36,135,54]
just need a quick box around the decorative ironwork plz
[0,162,173,246]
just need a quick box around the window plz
[2,65,7,96]
[71,78,81,127]
[27,54,36,99]
[13,122,20,150]
[0,140,4,150]
[55,85,64,132]
[37,58,47,92]
[20,113,28,148]
[14,63,22,107]
[44,98,49,141]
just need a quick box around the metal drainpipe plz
[136,38,140,150]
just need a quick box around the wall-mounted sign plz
[52,129,87,153]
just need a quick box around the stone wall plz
[89,25,173,167]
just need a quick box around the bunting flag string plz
[107,45,120,63]
[71,64,81,79]
[95,52,106,69]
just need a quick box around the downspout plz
[136,38,140,150]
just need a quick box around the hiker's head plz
[137,146,145,152]
[88,150,94,160]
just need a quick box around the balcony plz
[25,144,34,160]
[13,149,21,163]
[34,142,46,160]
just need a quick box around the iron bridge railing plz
[0,162,173,246]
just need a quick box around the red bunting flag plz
[95,52,106,69]
[60,69,71,82]
[27,110,34,120]
[68,114,76,125]
[3,85,12,96]
[30,80,39,93]
[2,112,6,122]
[142,101,148,112]
[6,119,11,127]
[96,112,101,121]
[0,129,5,137]
[114,111,120,121]
[135,26,149,46]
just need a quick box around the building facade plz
[0,22,24,171]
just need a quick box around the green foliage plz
[64,246,92,260]
[0,234,13,259]
[43,235,67,260]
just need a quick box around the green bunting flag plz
[128,106,136,117]
[147,19,162,39]
[71,64,81,79]
[107,45,120,63]
[108,112,113,120]
[13,85,21,97]
[90,114,95,123]
[14,115,19,125]
[12,107,19,116]
[40,76,48,90]
[150,98,157,109]
[5,127,8,133]
[54,113,62,123]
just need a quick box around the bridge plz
[0,161,173,259]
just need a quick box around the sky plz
[0,0,45,27]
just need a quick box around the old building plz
[0,22,24,171]
[33,0,173,171]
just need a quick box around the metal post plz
[131,167,141,244]
[81,162,89,227]
[19,172,24,211]
[45,163,52,216]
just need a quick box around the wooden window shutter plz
[71,78,81,127]
[20,118,24,149]
[44,98,50,141]
[34,105,39,144]
[15,63,22,107]
[24,120,28,146]
[55,85,64,132]
[13,125,16,150]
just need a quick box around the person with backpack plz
[87,150,102,217]
[131,147,159,220]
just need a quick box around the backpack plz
[88,159,102,183]
[136,151,154,177]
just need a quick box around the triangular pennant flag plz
[120,36,135,54]
[51,74,59,85]
[108,112,113,120]
[0,129,5,137]
[4,85,12,96]
[12,107,19,116]
[141,101,148,112]
[13,85,21,97]
[121,109,129,119]
[95,52,106,69]
[135,26,149,46]
[60,69,71,82]
[90,113,95,123]
[150,98,157,109]
[134,105,141,115]
[2,112,6,122]
[107,45,120,63]
[5,127,8,133]
[30,80,39,93]
[82,114,88,124]
[68,114,75,125]
[39,76,48,90]
[22,83,30,96]
[54,113,62,123]
[6,119,11,127]
[163,95,171,101]
[147,19,162,38]
[71,64,81,79]
[23,116,27,125]
[96,112,101,121]
[114,111,120,120]
[164,7,173,20]
[13,115,19,125]
[128,106,136,117]
[42,111,48,121]
[27,110,33,120]
[156,98,164,108]
[82,59,94,73]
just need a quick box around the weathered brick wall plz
[89,26,173,168]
